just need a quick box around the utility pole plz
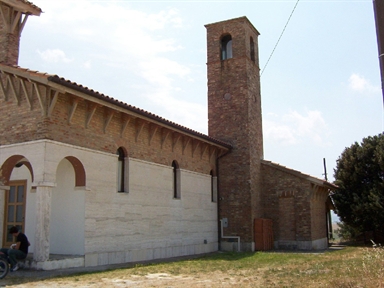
[373,0,384,107]
[323,158,328,181]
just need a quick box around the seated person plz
[0,226,29,272]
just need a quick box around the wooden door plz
[2,181,26,247]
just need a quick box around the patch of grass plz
[5,246,384,287]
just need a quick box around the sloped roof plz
[0,64,232,150]
[261,159,337,190]
[0,0,42,15]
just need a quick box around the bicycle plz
[0,254,9,279]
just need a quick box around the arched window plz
[172,160,180,199]
[250,37,255,62]
[210,170,218,203]
[117,147,126,192]
[221,34,232,60]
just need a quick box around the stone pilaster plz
[34,184,54,262]
[0,185,9,243]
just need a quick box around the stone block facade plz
[0,138,220,268]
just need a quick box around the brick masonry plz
[0,78,221,176]
[206,17,263,247]
[261,161,330,249]
[0,3,21,66]
[206,17,331,250]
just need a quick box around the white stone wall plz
[85,157,218,266]
[1,140,218,266]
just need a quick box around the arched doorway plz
[50,157,86,255]
[0,155,34,248]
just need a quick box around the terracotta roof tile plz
[261,159,337,189]
[20,0,41,11]
[0,64,232,149]
[1,0,42,14]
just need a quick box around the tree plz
[332,133,384,236]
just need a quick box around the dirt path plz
[3,270,262,287]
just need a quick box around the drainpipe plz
[216,150,228,251]
[216,149,241,252]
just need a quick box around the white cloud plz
[264,121,297,145]
[37,49,73,63]
[139,58,190,87]
[33,1,188,82]
[33,1,184,57]
[29,1,201,132]
[137,57,205,132]
[348,73,380,93]
[82,60,92,69]
[264,110,330,146]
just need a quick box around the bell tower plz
[205,17,263,251]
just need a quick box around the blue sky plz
[19,0,383,182]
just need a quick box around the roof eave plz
[47,75,232,150]
[261,159,338,190]
[1,0,42,16]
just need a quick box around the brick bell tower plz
[205,17,263,251]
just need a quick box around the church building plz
[0,0,336,270]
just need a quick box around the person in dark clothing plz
[0,226,29,271]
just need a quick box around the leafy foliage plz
[334,221,361,241]
[332,133,384,235]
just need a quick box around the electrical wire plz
[261,0,300,76]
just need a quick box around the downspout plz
[216,149,241,252]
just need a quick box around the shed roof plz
[261,159,337,190]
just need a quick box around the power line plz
[261,0,300,76]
